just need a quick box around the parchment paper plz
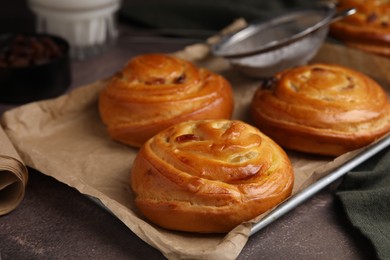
[0,126,28,216]
[2,24,390,259]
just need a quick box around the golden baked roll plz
[250,63,390,156]
[130,119,294,233]
[99,54,234,147]
[330,0,390,57]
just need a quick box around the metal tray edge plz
[250,134,390,236]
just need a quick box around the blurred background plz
[0,0,320,51]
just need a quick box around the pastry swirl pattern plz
[130,119,294,233]
[99,54,234,147]
[251,63,390,156]
[330,0,390,56]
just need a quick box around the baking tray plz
[3,41,390,258]
[250,133,390,235]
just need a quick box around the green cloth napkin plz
[337,147,390,260]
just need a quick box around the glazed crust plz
[130,119,294,233]
[99,54,234,147]
[330,0,390,57]
[250,63,390,156]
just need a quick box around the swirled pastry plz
[250,63,390,156]
[130,119,294,233]
[99,54,234,147]
[330,0,390,57]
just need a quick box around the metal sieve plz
[211,3,356,78]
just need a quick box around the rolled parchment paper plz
[0,126,28,215]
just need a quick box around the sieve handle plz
[331,8,356,23]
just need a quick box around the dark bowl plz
[0,33,71,104]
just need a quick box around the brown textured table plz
[0,1,378,259]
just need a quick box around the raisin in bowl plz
[0,33,71,104]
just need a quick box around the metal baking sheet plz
[250,133,390,235]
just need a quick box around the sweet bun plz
[99,53,234,147]
[130,119,294,233]
[330,0,390,57]
[250,63,390,156]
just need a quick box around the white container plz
[28,0,121,59]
